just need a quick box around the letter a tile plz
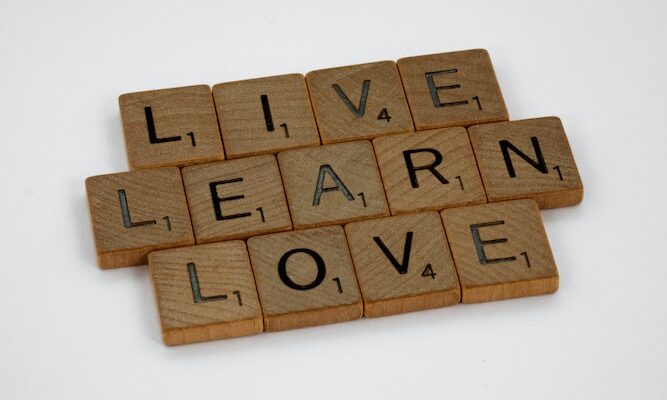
[345,212,460,317]
[149,241,263,345]
[306,61,414,144]
[468,116,584,209]
[441,199,559,303]
[397,49,508,130]
[119,85,225,170]
[278,141,389,229]
[85,167,195,268]
[247,226,363,331]
[181,155,292,243]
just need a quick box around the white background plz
[1,0,665,398]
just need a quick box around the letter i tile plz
[213,74,320,158]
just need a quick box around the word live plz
[85,49,584,345]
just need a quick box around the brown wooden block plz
[345,212,460,318]
[277,140,389,229]
[119,85,225,170]
[247,226,362,331]
[149,241,263,345]
[397,49,508,130]
[468,117,584,209]
[85,167,194,268]
[440,199,558,303]
[373,127,486,215]
[181,155,292,244]
[306,61,414,144]
[213,74,320,158]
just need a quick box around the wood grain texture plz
[277,140,389,229]
[373,127,486,215]
[181,155,292,243]
[213,74,320,159]
[85,167,194,268]
[441,199,558,303]
[345,212,460,318]
[468,116,584,209]
[119,85,224,170]
[306,61,413,144]
[397,49,508,130]
[148,241,263,345]
[247,226,362,331]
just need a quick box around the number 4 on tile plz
[421,264,437,279]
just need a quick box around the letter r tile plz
[181,155,292,243]
[373,127,486,215]
[306,61,414,144]
[247,226,363,332]
[277,140,389,229]
[397,49,508,130]
[441,199,559,303]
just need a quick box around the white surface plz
[1,0,665,398]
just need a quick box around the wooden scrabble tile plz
[277,140,389,229]
[468,117,584,209]
[85,167,194,268]
[306,61,413,144]
[119,85,224,170]
[397,49,508,130]
[181,155,292,243]
[345,212,460,318]
[440,199,558,303]
[373,127,486,215]
[247,226,362,331]
[213,74,320,158]
[149,241,263,345]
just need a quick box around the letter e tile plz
[441,199,558,303]
[181,155,292,243]
[397,49,508,130]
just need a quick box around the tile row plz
[86,118,583,268]
[119,49,510,170]
[150,199,559,345]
